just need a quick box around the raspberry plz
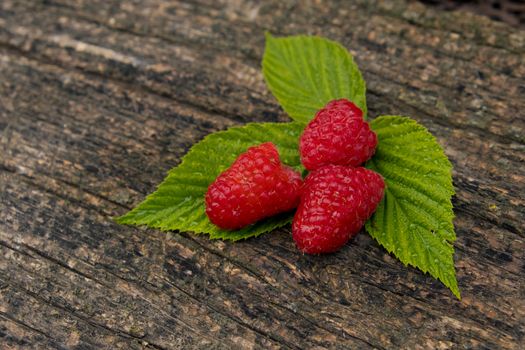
[292,165,385,254]
[205,142,303,230]
[299,99,377,170]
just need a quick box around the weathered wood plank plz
[1,0,524,349]
[1,3,523,233]
[2,0,524,138]
[1,47,523,348]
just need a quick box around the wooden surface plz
[0,0,524,349]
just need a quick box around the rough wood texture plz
[0,0,524,349]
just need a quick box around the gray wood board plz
[0,0,524,349]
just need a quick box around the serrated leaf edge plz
[366,115,460,299]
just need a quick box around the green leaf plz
[365,116,460,299]
[117,122,305,241]
[262,33,367,123]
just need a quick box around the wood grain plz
[0,0,524,349]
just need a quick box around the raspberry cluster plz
[205,99,385,253]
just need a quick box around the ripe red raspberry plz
[205,142,303,230]
[292,165,385,254]
[299,99,377,170]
